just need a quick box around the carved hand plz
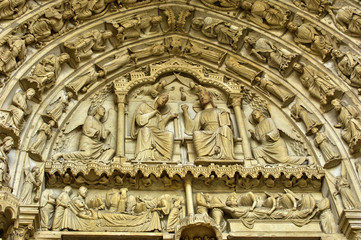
[181,104,189,112]
[170,113,178,119]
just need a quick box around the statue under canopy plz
[52,105,115,162]
[131,93,177,161]
[181,88,235,160]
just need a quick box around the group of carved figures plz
[39,186,184,232]
[195,191,337,234]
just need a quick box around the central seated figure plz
[182,88,235,160]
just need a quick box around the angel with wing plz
[249,109,309,165]
[52,105,114,162]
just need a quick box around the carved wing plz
[64,101,91,134]
[268,105,309,156]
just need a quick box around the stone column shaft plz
[231,95,253,159]
[184,175,194,216]
[115,93,126,157]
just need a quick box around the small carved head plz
[191,17,204,31]
[63,186,73,195]
[198,89,214,108]
[151,16,162,24]
[292,62,304,74]
[102,30,113,40]
[155,93,169,108]
[331,99,342,111]
[287,22,298,32]
[251,109,263,124]
[79,186,88,198]
[2,136,14,152]
[59,53,70,64]
[25,88,36,99]
[240,1,252,10]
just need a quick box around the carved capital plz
[115,93,127,104]
[229,94,243,107]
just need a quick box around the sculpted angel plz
[52,105,115,162]
[131,93,177,161]
[182,88,235,160]
[249,109,308,165]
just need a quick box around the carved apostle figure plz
[331,99,361,154]
[191,17,244,50]
[0,136,14,186]
[28,120,55,161]
[131,93,177,161]
[52,105,115,162]
[196,193,225,227]
[317,198,337,234]
[20,53,70,97]
[292,0,332,17]
[329,6,361,37]
[19,167,41,204]
[52,186,72,230]
[182,89,235,160]
[240,1,291,30]
[166,196,184,232]
[331,49,361,92]
[244,36,297,76]
[293,62,343,107]
[249,109,308,165]
[40,189,56,230]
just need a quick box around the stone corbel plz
[114,78,129,164]
[18,204,40,238]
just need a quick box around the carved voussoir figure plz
[292,0,332,17]
[28,120,55,162]
[329,6,361,37]
[244,36,298,76]
[334,176,361,210]
[0,88,35,145]
[293,62,343,111]
[192,16,245,50]
[25,6,74,44]
[0,34,34,81]
[63,29,112,67]
[225,56,263,82]
[240,1,291,30]
[312,127,341,169]
[249,109,308,165]
[19,53,70,101]
[65,68,105,99]
[331,49,361,94]
[109,14,162,43]
[185,41,225,64]
[0,0,28,19]
[288,22,334,61]
[70,0,114,21]
[131,93,177,161]
[252,77,295,107]
[290,102,323,136]
[52,105,115,162]
[128,43,166,64]
[331,99,361,154]
[19,167,41,204]
[41,92,72,127]
[0,136,14,187]
[182,88,235,161]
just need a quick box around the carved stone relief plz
[1,1,361,240]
